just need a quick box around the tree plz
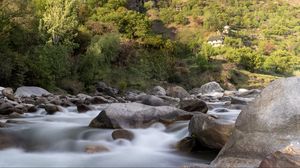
[40,0,78,47]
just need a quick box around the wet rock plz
[8,112,23,118]
[85,144,110,154]
[77,93,92,100]
[112,129,134,141]
[157,96,179,107]
[189,113,234,150]
[135,95,166,106]
[259,145,300,168]
[180,99,208,113]
[89,96,112,104]
[149,86,166,96]
[2,88,15,100]
[230,96,254,105]
[44,104,60,115]
[0,103,15,115]
[236,89,261,98]
[89,103,192,129]
[166,86,190,99]
[35,97,48,105]
[212,77,300,168]
[191,82,224,95]
[177,137,197,153]
[77,104,92,113]
[15,86,50,97]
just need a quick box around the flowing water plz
[0,103,240,167]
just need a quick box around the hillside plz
[0,0,299,93]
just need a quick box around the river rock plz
[112,129,134,141]
[15,86,50,97]
[180,99,208,113]
[177,137,197,153]
[77,104,92,113]
[230,96,254,105]
[166,86,190,99]
[44,104,60,115]
[0,103,15,115]
[189,113,234,150]
[211,77,300,168]
[2,88,15,100]
[191,82,224,95]
[85,144,110,154]
[258,145,300,168]
[135,95,166,106]
[96,82,118,97]
[149,86,166,96]
[89,96,112,104]
[89,103,193,129]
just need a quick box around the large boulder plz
[15,86,50,97]
[166,86,190,99]
[189,113,234,150]
[2,88,15,100]
[0,102,15,115]
[135,95,166,106]
[149,86,166,96]
[112,129,135,141]
[180,99,208,113]
[191,82,224,95]
[212,77,300,168]
[89,103,193,129]
[258,145,300,168]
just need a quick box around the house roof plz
[208,36,224,42]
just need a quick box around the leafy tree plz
[40,0,79,47]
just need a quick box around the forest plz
[1,0,300,93]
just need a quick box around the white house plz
[207,36,225,47]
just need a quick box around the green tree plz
[40,0,79,47]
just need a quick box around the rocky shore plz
[1,78,299,167]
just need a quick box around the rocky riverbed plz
[1,79,298,167]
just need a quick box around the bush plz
[225,47,264,72]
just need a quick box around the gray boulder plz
[212,77,300,168]
[179,99,208,113]
[2,88,15,100]
[191,82,224,95]
[149,86,166,96]
[89,103,193,129]
[166,86,190,99]
[15,86,50,97]
[258,145,300,168]
[189,113,234,150]
[135,95,166,106]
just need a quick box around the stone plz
[89,103,193,129]
[193,82,224,95]
[177,137,197,153]
[44,104,60,115]
[96,81,118,97]
[85,145,110,154]
[15,86,50,97]
[2,88,15,100]
[230,96,254,105]
[211,77,300,168]
[77,104,92,113]
[149,86,166,96]
[179,99,208,113]
[189,113,234,150]
[112,129,134,141]
[89,96,112,104]
[0,132,21,150]
[0,103,15,115]
[258,145,300,168]
[135,95,166,106]
[166,86,190,99]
